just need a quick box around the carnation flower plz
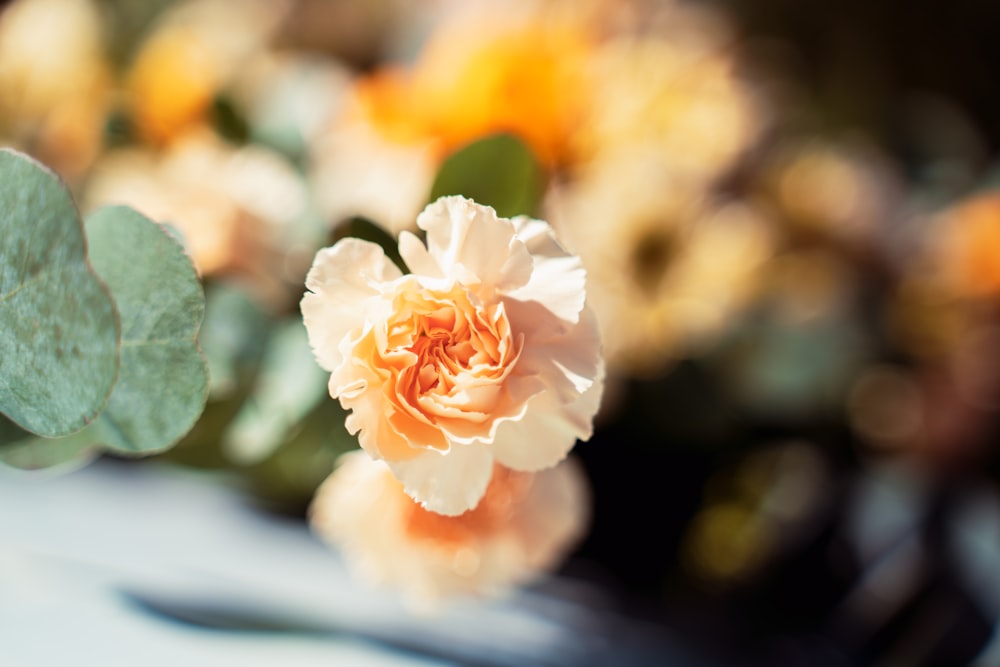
[301,196,603,515]
[310,451,590,604]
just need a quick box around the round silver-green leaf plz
[83,205,209,454]
[0,149,119,436]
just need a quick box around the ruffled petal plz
[490,306,604,471]
[417,196,533,293]
[398,230,445,279]
[387,442,495,516]
[490,362,604,471]
[504,300,603,405]
[301,239,402,371]
[506,216,588,323]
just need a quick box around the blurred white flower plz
[547,150,773,375]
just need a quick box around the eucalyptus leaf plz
[0,148,119,437]
[0,414,97,472]
[0,205,210,470]
[428,133,545,218]
[83,206,209,455]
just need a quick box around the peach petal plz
[387,442,495,515]
[506,216,587,323]
[491,368,603,472]
[301,239,402,371]
[417,196,533,293]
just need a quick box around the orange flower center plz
[360,279,522,449]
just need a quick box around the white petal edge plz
[387,442,495,516]
[490,359,605,472]
[507,215,587,323]
[301,238,402,371]
[416,196,533,292]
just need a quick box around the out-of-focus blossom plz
[758,138,905,245]
[301,196,603,516]
[0,0,111,181]
[124,0,290,145]
[310,69,439,234]
[84,128,308,307]
[546,151,773,375]
[572,13,764,182]
[928,191,1000,300]
[406,4,592,167]
[890,190,1000,361]
[310,451,589,605]
[309,3,593,232]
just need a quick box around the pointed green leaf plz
[0,149,119,437]
[82,205,209,455]
[428,133,545,218]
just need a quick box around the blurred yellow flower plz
[301,196,604,516]
[573,25,764,181]
[0,0,111,181]
[547,151,773,375]
[124,0,289,145]
[311,451,590,605]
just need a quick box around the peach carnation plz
[310,451,590,604]
[301,196,603,516]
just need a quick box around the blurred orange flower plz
[311,451,590,605]
[932,192,1000,299]
[124,0,289,145]
[408,8,593,167]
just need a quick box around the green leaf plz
[0,148,119,437]
[222,319,328,465]
[1,205,211,469]
[333,217,409,274]
[82,205,209,455]
[199,281,269,400]
[428,133,546,218]
[0,415,97,472]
